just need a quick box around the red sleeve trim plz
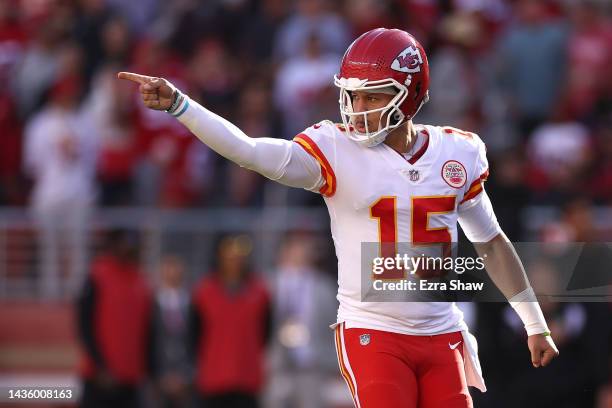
[459,169,489,204]
[293,133,337,197]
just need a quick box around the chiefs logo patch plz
[391,45,423,73]
[441,160,466,188]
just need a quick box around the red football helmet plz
[334,28,430,147]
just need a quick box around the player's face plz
[350,91,395,133]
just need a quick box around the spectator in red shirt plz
[77,229,152,408]
[190,234,272,408]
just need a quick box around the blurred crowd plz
[0,0,611,227]
[76,230,339,408]
[75,229,612,408]
[0,0,611,407]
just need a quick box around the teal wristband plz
[166,90,184,114]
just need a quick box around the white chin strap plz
[334,76,409,147]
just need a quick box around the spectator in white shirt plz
[23,74,98,298]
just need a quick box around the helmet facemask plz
[334,76,409,147]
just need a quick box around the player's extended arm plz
[117,72,324,190]
[458,192,559,368]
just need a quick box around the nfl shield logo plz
[409,169,420,182]
[359,334,371,346]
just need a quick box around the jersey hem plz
[334,318,468,336]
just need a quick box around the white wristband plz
[509,287,550,336]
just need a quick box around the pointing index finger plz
[117,72,154,84]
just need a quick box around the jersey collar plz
[381,127,431,166]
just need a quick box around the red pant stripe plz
[335,324,361,407]
[334,326,355,396]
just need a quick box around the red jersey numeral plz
[411,196,455,244]
[370,195,456,279]
[370,197,403,279]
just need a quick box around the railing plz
[0,206,330,299]
[1,205,611,299]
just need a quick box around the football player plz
[119,28,558,408]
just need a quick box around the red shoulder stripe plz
[460,169,489,204]
[293,134,337,197]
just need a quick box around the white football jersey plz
[293,121,489,336]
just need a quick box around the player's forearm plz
[459,193,530,299]
[171,94,289,176]
[475,234,549,335]
[169,93,323,190]
[474,233,529,298]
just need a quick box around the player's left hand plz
[527,333,559,368]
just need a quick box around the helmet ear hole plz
[390,110,402,125]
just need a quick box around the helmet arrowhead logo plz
[391,45,423,73]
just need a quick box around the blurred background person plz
[0,0,27,206]
[485,147,530,240]
[496,0,568,138]
[419,12,486,132]
[24,71,98,299]
[84,65,139,206]
[76,229,152,408]
[274,31,340,138]
[224,77,277,207]
[273,0,349,61]
[526,109,593,204]
[190,234,271,408]
[72,1,132,87]
[541,197,598,243]
[12,10,67,119]
[588,117,612,204]
[149,254,193,408]
[560,0,612,122]
[475,258,611,408]
[266,231,337,408]
[240,0,289,65]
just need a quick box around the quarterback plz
[119,28,558,408]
